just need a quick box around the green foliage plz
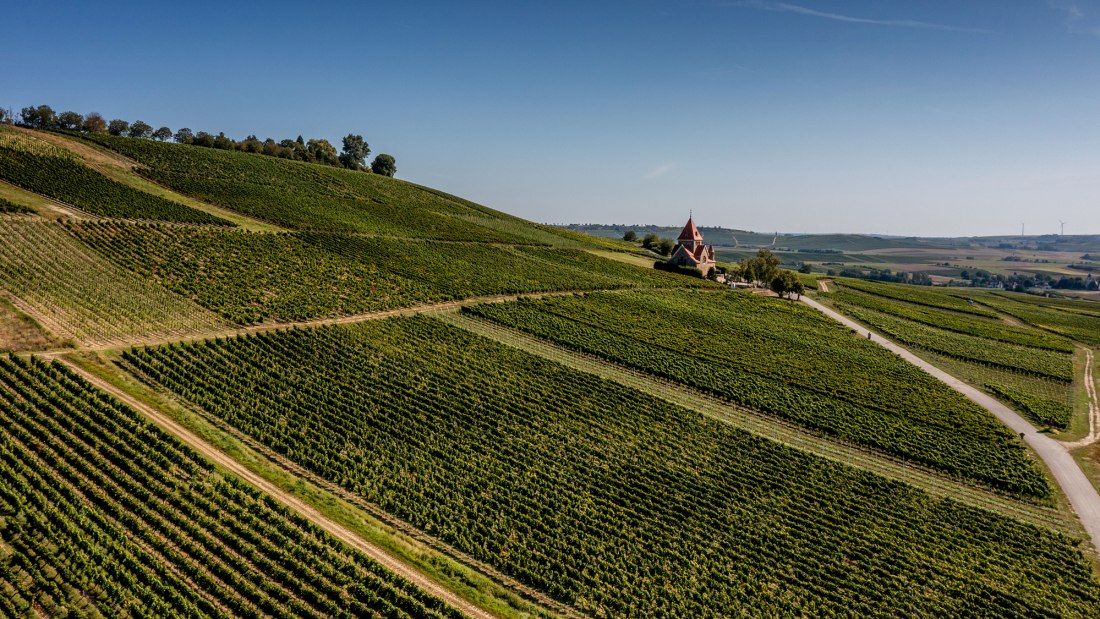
[0,354,462,618]
[829,287,1075,352]
[986,383,1073,428]
[119,316,1100,617]
[340,134,370,169]
[79,133,553,241]
[0,197,32,214]
[834,303,1074,382]
[837,278,999,317]
[70,222,708,325]
[968,291,1100,347]
[739,249,780,284]
[769,269,804,298]
[0,219,225,343]
[621,230,637,242]
[370,153,396,177]
[465,290,1050,499]
[0,140,231,225]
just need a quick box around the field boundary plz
[437,311,1080,534]
[800,295,1100,548]
[52,354,521,619]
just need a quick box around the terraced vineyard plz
[0,218,226,345]
[465,290,1050,499]
[0,127,230,225]
[79,133,557,243]
[824,282,1081,429]
[0,354,461,618]
[117,317,1100,617]
[70,222,710,324]
[967,291,1100,347]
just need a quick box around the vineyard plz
[78,133,562,243]
[464,290,1050,499]
[0,197,33,214]
[828,302,1074,381]
[0,218,226,345]
[117,316,1100,617]
[0,354,461,618]
[0,127,230,226]
[967,291,1100,347]
[68,222,709,325]
[836,277,999,317]
[828,287,1074,352]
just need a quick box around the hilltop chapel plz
[667,216,716,277]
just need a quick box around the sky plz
[3,1,1100,236]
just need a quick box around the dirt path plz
[1065,349,1099,449]
[801,296,1100,549]
[55,357,501,619]
[40,290,601,354]
[818,279,832,293]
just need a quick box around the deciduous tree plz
[174,127,194,144]
[107,119,129,136]
[129,120,153,139]
[152,126,173,141]
[340,134,370,169]
[370,153,396,177]
[57,111,84,130]
[82,112,107,134]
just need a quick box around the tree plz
[107,119,130,136]
[192,131,215,148]
[57,111,84,130]
[152,126,172,141]
[798,262,812,274]
[213,132,235,150]
[82,112,107,134]
[370,153,396,177]
[306,138,339,166]
[656,238,675,256]
[641,232,660,251]
[21,105,56,128]
[340,134,370,169]
[129,120,153,139]
[740,249,780,286]
[0,108,7,124]
[622,230,638,242]
[174,127,194,144]
[770,270,805,299]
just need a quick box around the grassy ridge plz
[0,354,461,618]
[78,133,555,243]
[465,290,1050,499]
[117,317,1100,617]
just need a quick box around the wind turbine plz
[1060,220,1067,236]
[1020,222,1026,237]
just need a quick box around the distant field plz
[119,316,1100,618]
[0,354,461,618]
[466,290,1050,499]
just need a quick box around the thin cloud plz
[646,162,678,179]
[728,1,991,33]
[1049,1,1100,36]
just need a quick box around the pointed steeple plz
[677,217,703,243]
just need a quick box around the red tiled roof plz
[677,217,703,242]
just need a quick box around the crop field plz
[828,303,1073,381]
[0,298,61,352]
[0,127,230,226]
[79,134,558,243]
[465,290,1049,499]
[116,316,1100,617]
[0,354,460,619]
[967,291,1100,347]
[0,218,226,345]
[836,278,999,317]
[828,288,1074,352]
[69,222,707,325]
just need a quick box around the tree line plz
[2,103,396,177]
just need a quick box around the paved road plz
[802,296,1100,546]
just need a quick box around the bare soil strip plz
[800,296,1100,549]
[55,357,503,619]
[437,311,1079,534]
[1066,350,1100,449]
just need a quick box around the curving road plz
[801,296,1100,547]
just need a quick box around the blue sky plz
[3,1,1099,236]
